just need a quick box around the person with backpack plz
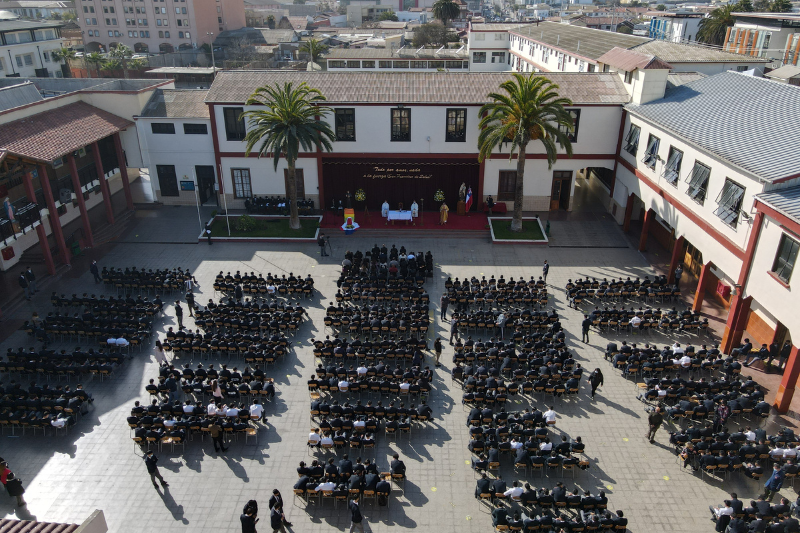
[1,461,26,507]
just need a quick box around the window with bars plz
[623,124,640,156]
[772,233,799,284]
[685,161,710,204]
[223,107,245,141]
[335,108,355,141]
[391,108,410,142]
[662,146,683,185]
[557,109,580,143]
[641,134,660,169]
[498,170,517,202]
[445,108,466,142]
[714,178,745,228]
[231,168,252,198]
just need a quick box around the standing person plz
[185,290,196,317]
[174,301,184,330]
[713,400,730,433]
[90,260,102,283]
[1,461,26,507]
[317,232,328,257]
[449,314,458,345]
[348,496,365,533]
[674,264,683,289]
[587,368,604,399]
[18,271,31,301]
[496,313,507,340]
[646,407,663,444]
[542,260,549,284]
[439,202,449,225]
[270,503,287,533]
[143,450,169,489]
[268,490,292,526]
[762,463,786,502]
[433,337,443,368]
[440,291,449,322]
[209,420,227,452]
[581,315,591,343]
[205,223,213,245]
[25,267,37,294]
[240,505,258,533]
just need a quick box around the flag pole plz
[219,163,231,236]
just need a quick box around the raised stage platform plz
[319,210,489,231]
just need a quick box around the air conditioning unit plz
[53,157,64,169]
[59,188,73,204]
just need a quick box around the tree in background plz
[432,0,461,26]
[412,22,458,47]
[616,25,633,34]
[697,3,740,45]
[85,52,105,78]
[299,38,329,64]
[242,83,336,230]
[267,14,276,28]
[655,4,666,10]
[51,47,76,63]
[478,74,574,233]
[379,10,399,21]
[109,43,134,79]
[769,0,793,12]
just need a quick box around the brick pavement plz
[0,229,793,533]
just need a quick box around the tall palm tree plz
[242,82,336,230]
[696,4,736,45]
[84,52,106,78]
[432,0,461,27]
[478,74,574,232]
[109,43,133,78]
[299,38,329,65]
[51,47,76,63]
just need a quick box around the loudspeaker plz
[59,188,73,204]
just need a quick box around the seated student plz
[491,507,509,528]
[475,473,491,498]
[390,453,406,476]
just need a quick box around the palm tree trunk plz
[511,142,526,232]
[286,160,301,230]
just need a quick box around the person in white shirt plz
[784,446,798,459]
[116,337,130,347]
[207,401,216,416]
[709,501,734,520]
[629,316,642,329]
[357,365,368,377]
[400,381,411,391]
[354,419,366,431]
[744,428,756,442]
[504,482,524,499]
[544,407,557,424]
[250,401,264,420]
[672,343,685,355]
[410,201,419,218]
[226,406,239,417]
[182,402,194,414]
[267,283,276,295]
[317,480,336,491]
[216,404,227,417]
[381,200,390,218]
[164,417,176,428]
[539,440,553,452]
[770,447,785,460]
[338,379,350,392]
[510,439,523,450]
[308,428,321,447]
[106,337,116,346]
[320,434,334,447]
[407,252,416,261]
[51,417,67,428]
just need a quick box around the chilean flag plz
[465,187,473,212]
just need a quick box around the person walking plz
[268,490,292,527]
[1,461,26,507]
[449,314,458,345]
[674,264,683,289]
[348,496,365,533]
[240,505,258,533]
[646,407,663,443]
[185,291,196,317]
[18,271,31,300]
[542,260,549,284]
[761,463,785,502]
[587,368,604,399]
[433,337,442,368]
[581,314,591,343]
[209,420,227,452]
[143,450,169,489]
[90,260,102,283]
[270,502,287,533]
[439,291,449,322]
[317,232,328,257]
[174,301,184,330]
[25,267,37,294]
[205,223,213,245]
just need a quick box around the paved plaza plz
[1,213,796,533]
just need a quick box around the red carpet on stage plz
[320,210,489,231]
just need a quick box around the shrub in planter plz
[235,214,257,232]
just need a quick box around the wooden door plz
[550,171,572,211]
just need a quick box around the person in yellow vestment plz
[439,202,449,225]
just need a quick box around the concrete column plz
[773,345,800,413]
[667,235,685,284]
[92,141,114,225]
[638,208,653,252]
[622,193,634,233]
[68,153,94,248]
[23,169,55,275]
[38,164,70,267]
[691,261,713,312]
[113,132,133,211]
[720,294,752,354]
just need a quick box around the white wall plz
[508,33,594,73]
[744,214,798,340]
[615,112,764,280]
[218,155,319,209]
[0,37,66,77]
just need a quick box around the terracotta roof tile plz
[0,518,79,533]
[0,101,132,163]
